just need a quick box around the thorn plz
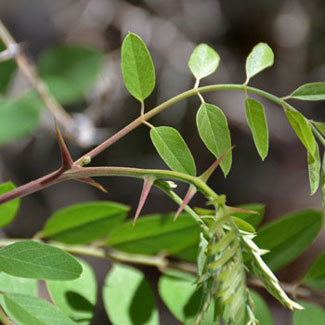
[55,119,74,170]
[77,177,108,193]
[200,146,235,183]
[174,185,197,221]
[226,206,258,214]
[133,177,155,227]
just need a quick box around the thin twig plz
[0,20,74,138]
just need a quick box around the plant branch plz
[0,20,74,137]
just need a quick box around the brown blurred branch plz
[0,19,74,138]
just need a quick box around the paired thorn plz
[200,146,235,183]
[133,177,155,227]
[174,185,197,221]
[55,120,107,193]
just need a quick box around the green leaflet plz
[38,44,102,104]
[322,152,325,208]
[284,105,316,155]
[313,121,325,137]
[103,264,158,325]
[47,259,97,324]
[188,44,220,81]
[232,216,255,233]
[196,103,232,177]
[42,201,129,244]
[0,92,42,146]
[307,143,321,195]
[288,82,325,101]
[150,126,196,176]
[303,253,325,290]
[106,213,199,255]
[3,293,77,325]
[292,301,325,325]
[245,43,274,82]
[0,41,16,92]
[245,98,269,160]
[158,271,216,324]
[0,182,20,227]
[254,210,322,271]
[121,33,155,101]
[0,240,82,280]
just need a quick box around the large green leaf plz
[0,92,42,146]
[42,201,129,244]
[0,241,82,280]
[0,182,20,227]
[292,301,325,325]
[188,44,220,81]
[150,126,196,176]
[38,45,102,104]
[3,293,77,325]
[47,259,97,324]
[288,82,325,101]
[196,103,232,176]
[308,143,321,195]
[303,253,325,290]
[103,264,158,325]
[106,213,200,255]
[121,33,155,101]
[245,43,274,82]
[245,98,269,160]
[158,271,216,324]
[254,210,323,271]
[250,290,274,325]
[284,105,316,155]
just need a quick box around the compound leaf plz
[188,44,220,81]
[121,33,155,101]
[196,103,232,176]
[245,98,269,160]
[103,264,158,325]
[0,240,82,280]
[150,126,196,176]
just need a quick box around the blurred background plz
[0,0,324,323]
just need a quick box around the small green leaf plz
[38,45,102,104]
[121,33,155,101]
[150,126,196,176]
[196,103,232,176]
[158,271,216,324]
[288,82,325,101]
[0,92,42,146]
[106,213,199,255]
[308,143,321,195]
[254,210,322,271]
[103,264,158,325]
[250,290,274,325]
[3,293,77,325]
[245,98,269,160]
[0,240,82,280]
[188,44,220,81]
[303,253,325,290]
[47,259,97,324]
[0,182,20,227]
[232,203,265,228]
[322,153,325,208]
[42,201,129,244]
[293,301,325,325]
[232,216,255,232]
[313,121,325,137]
[284,105,316,154]
[245,43,274,82]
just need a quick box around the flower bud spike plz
[77,178,108,193]
[55,119,74,171]
[200,146,235,183]
[133,176,155,227]
[174,185,197,221]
